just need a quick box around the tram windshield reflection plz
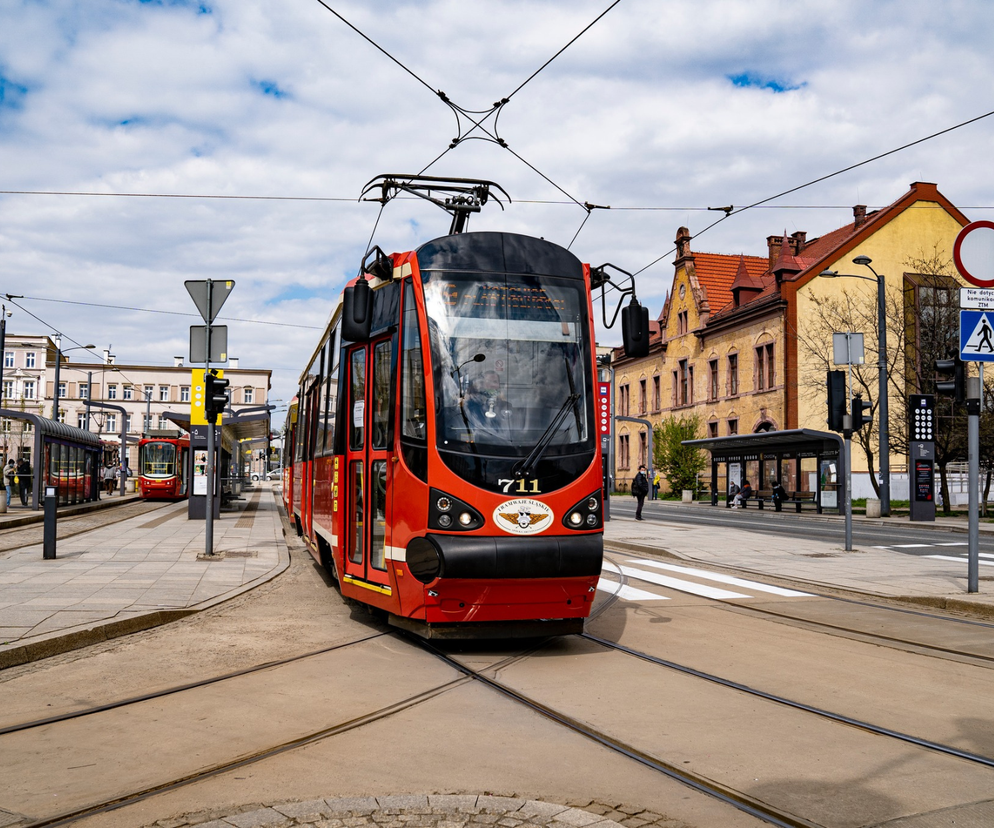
[423,271,592,459]
[141,441,177,477]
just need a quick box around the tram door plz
[343,338,393,589]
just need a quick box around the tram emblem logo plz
[493,498,553,535]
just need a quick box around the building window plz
[677,310,688,335]
[106,414,117,432]
[244,387,254,404]
[728,354,738,396]
[159,385,169,402]
[639,430,648,468]
[618,433,630,470]
[678,359,692,406]
[143,414,151,432]
[181,386,190,403]
[127,414,134,433]
[25,352,35,369]
[652,375,660,411]
[78,413,87,429]
[638,379,647,415]
[756,343,775,391]
[619,383,630,417]
[727,418,738,435]
[709,359,719,401]
[58,382,67,398]
[123,385,133,400]
[107,384,117,400]
[708,420,718,438]
[2,380,12,400]
[3,352,12,369]
[79,382,88,400]
[23,380,35,399]
[57,410,66,424]
[144,385,153,401]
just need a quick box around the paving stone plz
[325,799,380,815]
[274,801,335,821]
[550,810,603,828]
[225,808,292,828]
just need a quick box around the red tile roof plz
[692,251,768,312]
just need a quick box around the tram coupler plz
[43,485,57,560]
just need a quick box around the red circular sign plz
[953,220,994,288]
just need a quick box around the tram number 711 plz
[498,478,541,494]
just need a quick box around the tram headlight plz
[428,488,484,532]
[562,492,602,531]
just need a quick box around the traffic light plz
[205,369,229,422]
[852,394,872,430]
[827,370,846,432]
[935,355,965,404]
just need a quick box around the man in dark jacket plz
[632,464,649,520]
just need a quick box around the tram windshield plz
[141,442,177,478]
[423,271,593,465]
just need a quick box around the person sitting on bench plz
[733,479,752,508]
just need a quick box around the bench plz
[783,491,820,513]
[728,490,821,512]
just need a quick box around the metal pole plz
[205,280,215,557]
[0,306,6,407]
[52,335,61,421]
[877,273,890,516]
[845,347,853,551]
[967,376,980,593]
[85,371,92,430]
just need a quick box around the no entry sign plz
[953,221,994,288]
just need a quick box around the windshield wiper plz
[512,393,580,480]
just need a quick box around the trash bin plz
[682,489,693,503]
[865,497,881,518]
[126,478,137,494]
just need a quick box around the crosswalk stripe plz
[596,579,668,602]
[925,555,994,566]
[617,564,750,600]
[936,542,969,547]
[627,559,812,597]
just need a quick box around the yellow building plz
[612,181,969,495]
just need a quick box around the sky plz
[2,0,993,429]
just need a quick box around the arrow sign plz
[960,309,994,362]
[185,279,235,324]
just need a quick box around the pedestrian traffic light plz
[935,355,965,404]
[827,370,846,432]
[204,369,229,423]
[852,393,872,430]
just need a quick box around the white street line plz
[925,555,994,566]
[936,542,969,547]
[618,564,750,600]
[890,544,933,549]
[596,578,669,602]
[626,559,811,597]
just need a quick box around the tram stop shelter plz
[0,408,104,510]
[683,429,844,513]
[164,405,272,484]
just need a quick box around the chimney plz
[853,205,867,228]
[173,356,183,367]
[790,231,807,254]
[767,235,784,270]
[103,349,115,365]
[229,358,239,369]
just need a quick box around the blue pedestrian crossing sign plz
[960,309,994,361]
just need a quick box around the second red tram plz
[138,435,191,500]
[285,224,645,637]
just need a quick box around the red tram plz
[138,435,191,500]
[284,176,648,637]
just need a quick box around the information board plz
[914,459,934,502]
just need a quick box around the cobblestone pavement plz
[0,498,170,556]
[143,796,692,828]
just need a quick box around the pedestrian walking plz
[3,459,15,507]
[16,457,30,506]
[651,470,661,501]
[103,463,117,495]
[632,464,649,520]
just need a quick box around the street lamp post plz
[820,258,890,517]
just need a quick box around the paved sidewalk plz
[0,484,288,668]
[604,504,994,616]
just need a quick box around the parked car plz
[250,469,282,482]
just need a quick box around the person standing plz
[632,464,649,521]
[652,470,661,501]
[103,463,116,495]
[17,457,30,506]
[3,459,15,507]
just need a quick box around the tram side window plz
[400,281,428,481]
[318,328,339,455]
[294,391,305,464]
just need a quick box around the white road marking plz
[890,544,933,548]
[596,578,669,602]
[626,559,812,597]
[617,564,750,600]
[925,555,994,566]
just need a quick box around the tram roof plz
[683,428,843,459]
[0,408,103,448]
